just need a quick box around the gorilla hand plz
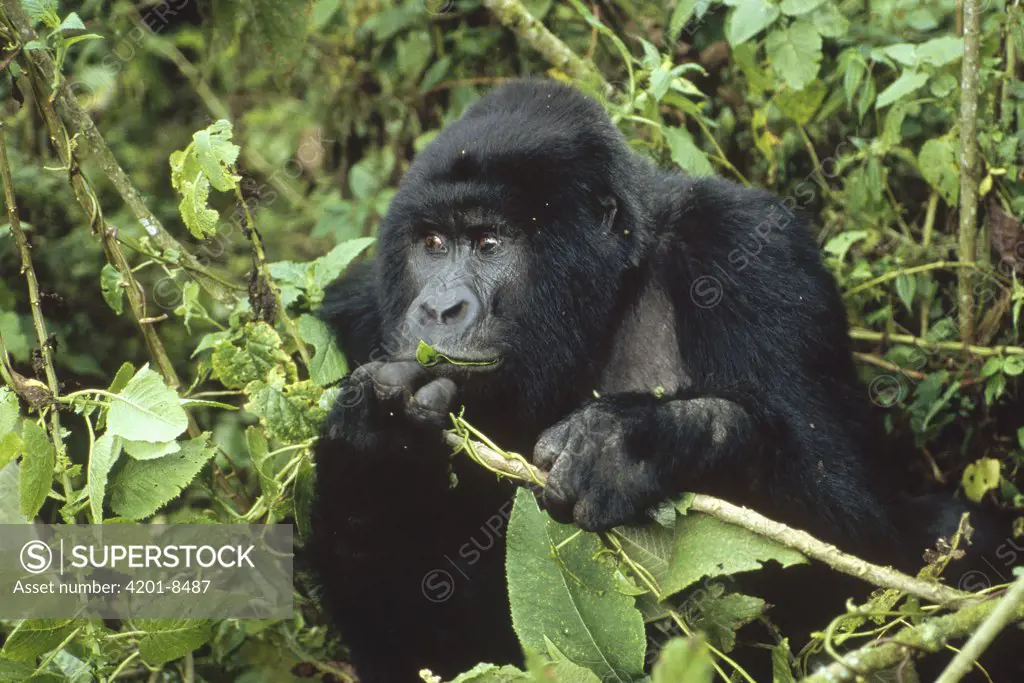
[533,401,659,532]
[328,361,458,448]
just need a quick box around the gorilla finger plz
[540,480,576,526]
[534,422,574,470]
[371,361,431,401]
[407,378,458,427]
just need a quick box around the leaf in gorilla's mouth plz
[415,340,498,368]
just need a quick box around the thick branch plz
[1,0,235,304]
[443,430,973,606]
[934,573,1024,683]
[800,594,1023,682]
[850,328,1024,357]
[956,0,982,341]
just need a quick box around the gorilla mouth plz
[415,340,501,369]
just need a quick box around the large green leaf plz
[918,137,960,205]
[298,314,348,386]
[192,120,240,192]
[0,388,18,434]
[506,489,646,682]
[765,21,822,91]
[725,0,780,46]
[875,70,929,109]
[1,620,76,662]
[137,620,214,666]
[109,434,214,520]
[211,322,298,389]
[662,513,807,596]
[88,432,122,523]
[106,364,188,443]
[664,127,714,177]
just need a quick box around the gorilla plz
[307,79,981,681]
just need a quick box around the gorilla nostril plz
[439,300,467,323]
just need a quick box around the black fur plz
[308,80,1003,681]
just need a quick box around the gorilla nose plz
[415,284,480,331]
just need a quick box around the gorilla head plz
[371,80,657,418]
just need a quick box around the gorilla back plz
[310,79,915,681]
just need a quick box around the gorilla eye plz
[476,234,501,253]
[423,233,447,254]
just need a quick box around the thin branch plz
[481,0,608,92]
[850,328,1024,357]
[0,122,73,506]
[1,0,236,304]
[443,426,974,607]
[957,0,982,341]
[842,261,988,299]
[934,573,1024,683]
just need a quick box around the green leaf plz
[1,620,76,662]
[241,0,309,74]
[765,21,822,91]
[311,236,376,290]
[106,364,188,443]
[298,314,348,386]
[689,591,765,652]
[774,80,827,125]
[981,357,1004,377]
[779,0,826,16]
[875,70,929,109]
[293,459,316,541]
[1003,356,1024,376]
[21,0,58,24]
[651,638,714,683]
[725,0,780,46]
[0,387,18,434]
[137,620,214,666]
[823,230,870,263]
[506,489,646,682]
[245,380,325,443]
[918,137,960,205]
[246,426,280,501]
[123,439,181,461]
[100,263,124,315]
[962,458,1001,503]
[192,120,240,192]
[211,322,298,389]
[917,36,963,67]
[109,434,214,520]
[772,639,796,682]
[415,340,498,367]
[447,663,532,682]
[18,420,55,519]
[107,362,136,395]
[178,176,219,239]
[895,274,916,313]
[807,2,848,37]
[0,433,22,473]
[664,127,714,177]
[88,433,121,523]
[55,11,85,33]
[662,513,806,596]
[668,0,698,40]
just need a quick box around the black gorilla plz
[309,80,947,680]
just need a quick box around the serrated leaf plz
[895,274,916,313]
[809,2,849,37]
[0,387,18,434]
[664,127,714,177]
[137,620,214,666]
[245,380,324,443]
[774,80,827,125]
[106,364,188,443]
[21,0,58,24]
[1,620,75,662]
[298,314,348,386]
[18,420,54,519]
[506,489,646,682]
[310,236,376,290]
[100,263,124,315]
[662,513,806,596]
[55,11,85,33]
[725,0,780,46]
[668,0,698,40]
[88,432,121,523]
[109,434,214,519]
[178,176,219,239]
[772,639,796,682]
[246,426,280,501]
[447,663,531,682]
[0,433,22,473]
[876,70,929,109]
[689,591,765,652]
[766,21,822,91]
[651,638,713,683]
[918,137,960,205]
[192,120,240,192]
[123,439,180,461]
[211,322,298,389]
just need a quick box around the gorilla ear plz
[599,195,618,232]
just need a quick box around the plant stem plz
[850,328,1024,357]
[843,260,985,298]
[956,0,983,342]
[0,122,73,508]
